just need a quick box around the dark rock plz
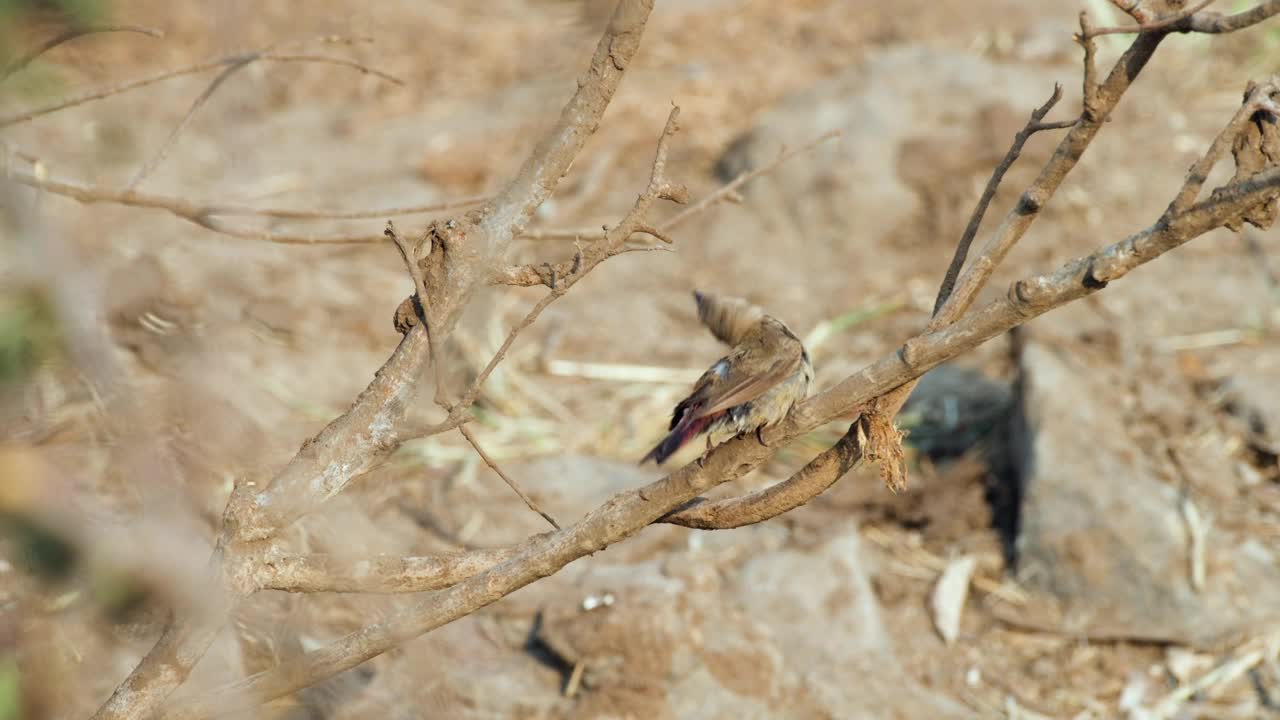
[902,363,1014,458]
[1012,341,1280,646]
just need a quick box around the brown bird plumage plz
[641,291,812,465]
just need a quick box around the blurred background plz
[2,0,1280,717]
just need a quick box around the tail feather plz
[641,413,715,465]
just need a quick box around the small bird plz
[641,291,813,465]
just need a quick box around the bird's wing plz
[694,349,803,419]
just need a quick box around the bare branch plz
[91,613,227,720]
[88,539,236,720]
[484,0,655,239]
[1088,0,1217,35]
[933,83,1068,315]
[7,165,480,243]
[458,106,683,413]
[1167,78,1280,214]
[1076,12,1102,119]
[1185,0,1280,32]
[226,0,656,543]
[92,5,656,717]
[459,425,560,530]
[202,195,488,220]
[0,24,164,82]
[1106,0,1280,34]
[166,158,1280,714]
[0,35,398,128]
[934,32,1164,328]
[661,422,865,529]
[658,129,840,233]
[386,221,430,329]
[1110,0,1156,23]
[494,129,838,288]
[253,547,521,593]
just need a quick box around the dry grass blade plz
[931,555,978,645]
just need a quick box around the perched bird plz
[641,291,813,465]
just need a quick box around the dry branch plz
[0,35,397,128]
[459,424,561,530]
[6,166,479,243]
[169,117,1280,720]
[227,0,655,543]
[254,547,521,593]
[932,84,1070,316]
[495,130,839,288]
[122,42,399,191]
[89,2,656,718]
[70,1,1280,717]
[1087,0,1217,36]
[0,24,164,82]
[457,107,685,414]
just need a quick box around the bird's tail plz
[640,414,714,465]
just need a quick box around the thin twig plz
[933,84,1068,315]
[1185,0,1280,33]
[257,53,403,85]
[1088,0,1217,35]
[1,24,164,82]
[459,107,684,414]
[126,60,252,191]
[660,130,840,233]
[459,425,560,530]
[201,195,488,219]
[9,168,386,243]
[1077,12,1102,119]
[91,3,658,717]
[125,45,401,190]
[167,160,1280,718]
[1110,0,1156,23]
[1167,79,1280,215]
[9,161,483,239]
[0,35,399,128]
[255,547,521,593]
[386,221,429,325]
[493,129,838,288]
